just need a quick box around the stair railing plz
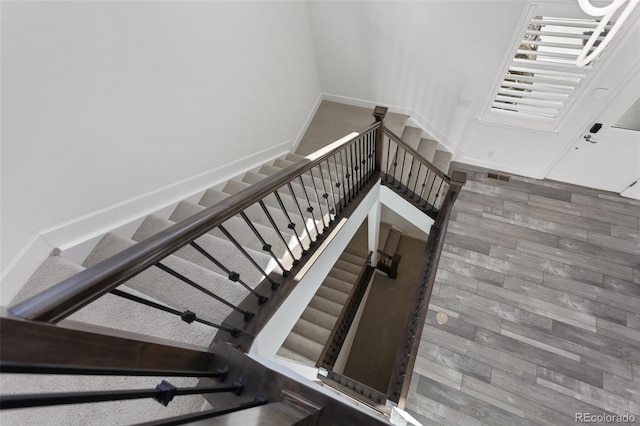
[317,251,375,371]
[2,105,464,422]
[375,249,401,279]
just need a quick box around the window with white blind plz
[482,11,614,131]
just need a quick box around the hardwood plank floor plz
[406,162,640,425]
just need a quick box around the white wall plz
[308,1,640,178]
[1,2,321,296]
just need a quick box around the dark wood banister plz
[9,123,382,324]
[382,126,451,184]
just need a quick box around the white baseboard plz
[321,93,414,117]
[454,155,545,180]
[1,140,292,306]
[291,93,324,152]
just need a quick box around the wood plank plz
[456,211,559,247]
[483,208,587,242]
[602,372,640,402]
[557,237,640,269]
[528,194,638,228]
[503,200,610,234]
[417,343,493,383]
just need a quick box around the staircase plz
[1,103,461,424]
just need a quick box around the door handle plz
[584,134,598,144]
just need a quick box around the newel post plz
[372,106,388,172]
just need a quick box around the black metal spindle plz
[399,148,408,189]
[412,163,423,196]
[287,183,316,247]
[392,143,400,183]
[308,168,328,230]
[333,154,347,209]
[190,240,269,303]
[256,201,300,265]
[238,212,289,276]
[272,191,308,254]
[423,176,438,208]
[419,169,431,201]
[349,143,357,196]
[297,176,321,237]
[317,164,334,224]
[358,136,365,188]
[155,263,255,320]
[0,381,245,410]
[341,148,352,203]
[217,225,280,290]
[0,361,229,379]
[405,156,416,194]
[430,180,445,211]
[324,159,339,216]
[132,398,268,426]
[385,135,391,179]
[110,289,242,336]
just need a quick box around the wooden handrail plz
[10,123,382,324]
[382,126,451,184]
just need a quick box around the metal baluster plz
[349,143,357,196]
[308,168,328,230]
[385,136,391,180]
[190,240,270,301]
[358,136,365,188]
[418,169,431,201]
[238,211,289,277]
[297,176,321,237]
[392,143,400,184]
[111,289,242,337]
[423,176,438,208]
[399,148,408,190]
[412,163,423,196]
[336,151,347,206]
[273,191,309,254]
[340,148,351,202]
[155,262,255,320]
[317,164,334,224]
[405,156,416,194]
[287,183,316,247]
[217,225,280,290]
[430,180,445,211]
[257,200,300,265]
[324,159,340,217]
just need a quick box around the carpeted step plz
[328,267,358,284]
[334,258,363,277]
[83,233,247,326]
[276,346,316,366]
[281,331,324,363]
[433,150,453,176]
[301,306,339,331]
[322,275,354,295]
[223,179,320,245]
[400,126,423,151]
[170,200,292,269]
[132,215,273,287]
[385,112,410,138]
[286,152,306,163]
[426,150,454,208]
[292,317,332,345]
[339,251,368,268]
[316,285,349,306]
[384,229,402,255]
[418,138,439,163]
[308,295,344,318]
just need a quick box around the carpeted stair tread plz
[286,152,306,162]
[132,214,271,286]
[260,164,334,201]
[308,295,344,318]
[322,275,354,295]
[417,138,439,163]
[385,112,410,138]
[328,267,358,284]
[11,255,214,348]
[384,229,402,255]
[339,251,368,268]
[198,187,300,257]
[316,285,349,305]
[400,126,423,150]
[83,233,246,326]
[281,331,325,363]
[334,258,363,277]
[433,149,453,175]
[170,200,292,267]
[292,317,332,345]
[223,179,318,245]
[276,346,316,366]
[242,172,323,215]
[301,306,339,331]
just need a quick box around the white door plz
[548,84,640,195]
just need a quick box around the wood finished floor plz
[406,162,640,426]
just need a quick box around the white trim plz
[291,93,324,152]
[456,155,546,179]
[379,187,435,234]
[321,93,413,117]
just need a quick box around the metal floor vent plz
[488,172,511,182]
